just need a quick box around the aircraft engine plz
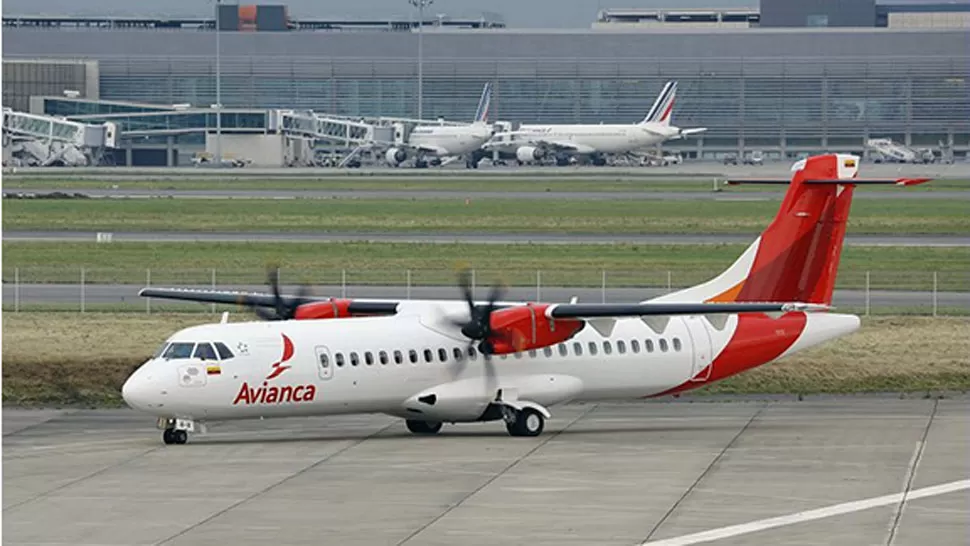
[293,299,355,320]
[483,304,585,355]
[515,146,544,162]
[385,147,407,165]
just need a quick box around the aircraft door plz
[683,316,713,382]
[315,346,334,380]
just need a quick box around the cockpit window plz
[162,342,196,360]
[214,342,234,360]
[153,343,169,358]
[193,342,218,361]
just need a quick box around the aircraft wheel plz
[506,408,544,437]
[162,429,175,444]
[406,419,442,434]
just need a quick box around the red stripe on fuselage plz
[648,312,807,397]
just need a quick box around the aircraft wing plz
[403,143,450,156]
[138,288,400,315]
[545,301,828,318]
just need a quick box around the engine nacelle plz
[516,146,545,162]
[483,304,584,355]
[385,147,407,165]
[293,299,355,320]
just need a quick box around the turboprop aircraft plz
[124,153,930,444]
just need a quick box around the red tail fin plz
[651,153,931,306]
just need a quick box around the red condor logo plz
[232,333,317,406]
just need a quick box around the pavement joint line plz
[152,419,397,546]
[1,409,79,437]
[640,403,766,543]
[884,398,939,545]
[394,403,599,546]
[638,478,970,546]
[1,444,165,513]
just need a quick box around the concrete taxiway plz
[3,284,966,312]
[5,231,969,247]
[3,396,968,545]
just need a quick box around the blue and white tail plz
[473,82,492,123]
[639,81,676,125]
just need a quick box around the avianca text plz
[232,382,317,405]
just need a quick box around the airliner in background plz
[383,81,496,169]
[124,153,930,445]
[482,80,707,165]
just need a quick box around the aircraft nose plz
[122,364,159,412]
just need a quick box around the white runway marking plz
[640,478,970,546]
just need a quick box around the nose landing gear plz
[158,417,198,445]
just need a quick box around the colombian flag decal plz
[206,365,222,375]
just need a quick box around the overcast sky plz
[2,0,757,28]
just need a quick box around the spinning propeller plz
[248,265,314,321]
[447,269,515,379]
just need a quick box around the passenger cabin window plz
[423,349,433,363]
[467,346,478,359]
[558,344,568,357]
[365,352,374,365]
[574,342,583,356]
[645,339,655,353]
[162,342,195,360]
[673,338,683,352]
[379,351,388,365]
[603,341,612,355]
[438,348,448,362]
[543,347,553,358]
[409,349,418,364]
[588,342,598,355]
[631,340,641,353]
[319,353,330,369]
[394,350,403,364]
[336,353,345,367]
[453,347,463,360]
[351,352,360,366]
[659,339,669,352]
[214,342,234,360]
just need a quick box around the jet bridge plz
[2,107,117,166]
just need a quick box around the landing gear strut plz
[504,407,544,437]
[406,419,443,434]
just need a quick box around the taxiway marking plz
[640,478,970,546]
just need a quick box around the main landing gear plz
[502,406,545,437]
[162,428,188,445]
[405,419,443,434]
[404,406,545,437]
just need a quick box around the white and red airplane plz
[124,153,930,445]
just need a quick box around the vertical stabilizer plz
[650,153,931,305]
[640,81,677,125]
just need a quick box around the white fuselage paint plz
[122,299,859,424]
[487,122,680,156]
[408,124,494,156]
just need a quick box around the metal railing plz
[3,267,967,317]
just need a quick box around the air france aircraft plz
[481,80,707,166]
[383,82,495,168]
[124,153,930,445]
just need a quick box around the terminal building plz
[2,0,969,166]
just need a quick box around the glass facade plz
[92,55,970,152]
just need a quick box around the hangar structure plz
[2,2,969,164]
